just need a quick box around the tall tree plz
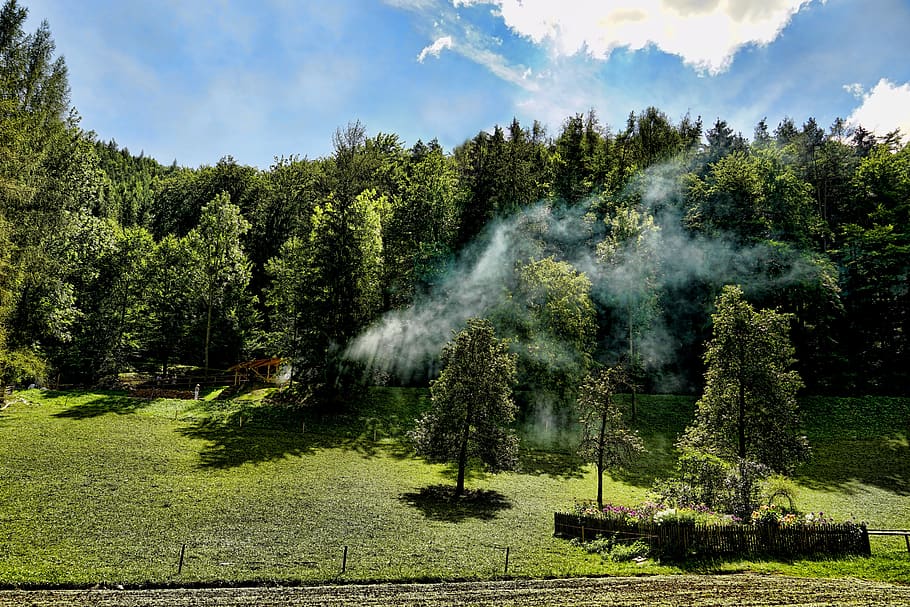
[264,235,318,385]
[144,234,194,375]
[680,285,808,473]
[185,192,252,371]
[596,201,662,414]
[411,318,518,496]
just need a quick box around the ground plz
[0,388,908,587]
[2,575,909,606]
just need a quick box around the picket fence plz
[554,512,871,559]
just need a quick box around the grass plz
[0,387,908,586]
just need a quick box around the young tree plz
[412,318,518,497]
[576,365,643,509]
[680,285,808,473]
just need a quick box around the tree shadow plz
[177,414,319,469]
[399,484,512,522]
[518,449,586,479]
[52,392,156,419]
[795,436,910,496]
[177,408,418,469]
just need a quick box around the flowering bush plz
[573,500,856,529]
[750,504,850,527]
[572,500,736,526]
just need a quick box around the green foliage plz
[680,285,808,473]
[185,192,253,370]
[412,318,519,496]
[574,535,650,562]
[503,256,596,412]
[0,344,46,384]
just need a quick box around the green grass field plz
[0,387,908,586]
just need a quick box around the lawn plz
[0,387,907,586]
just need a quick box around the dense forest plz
[1,0,908,409]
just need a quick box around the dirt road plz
[2,574,909,606]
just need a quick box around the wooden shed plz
[228,357,286,385]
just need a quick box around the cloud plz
[465,0,816,75]
[843,83,865,98]
[845,78,910,139]
[417,35,454,62]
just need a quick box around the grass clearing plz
[0,388,908,586]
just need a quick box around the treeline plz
[1,0,907,399]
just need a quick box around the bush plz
[572,534,650,562]
[651,451,770,518]
[761,474,799,510]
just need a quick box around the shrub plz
[572,534,650,562]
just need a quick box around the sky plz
[23,0,910,169]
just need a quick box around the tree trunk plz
[204,297,213,376]
[456,421,470,497]
[597,410,607,509]
[738,377,746,460]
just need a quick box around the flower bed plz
[556,502,870,560]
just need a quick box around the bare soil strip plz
[2,575,909,607]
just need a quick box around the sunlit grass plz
[0,388,907,586]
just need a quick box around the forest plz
[1,0,908,409]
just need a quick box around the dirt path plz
[2,575,909,606]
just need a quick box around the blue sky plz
[24,0,910,169]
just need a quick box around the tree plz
[501,257,596,422]
[264,235,318,385]
[411,318,518,497]
[185,192,252,371]
[680,285,808,473]
[596,200,662,417]
[576,365,643,508]
[144,234,194,375]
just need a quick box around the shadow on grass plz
[52,392,156,419]
[177,407,417,469]
[177,415,318,468]
[399,484,512,522]
[795,437,910,496]
[518,449,586,479]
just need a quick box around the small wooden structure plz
[228,358,286,385]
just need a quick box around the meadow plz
[0,387,907,587]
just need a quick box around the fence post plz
[342,545,348,573]
[177,543,186,575]
[861,524,871,556]
[504,546,510,575]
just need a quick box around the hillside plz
[0,388,907,586]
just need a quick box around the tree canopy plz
[2,0,909,409]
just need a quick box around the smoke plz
[345,156,824,403]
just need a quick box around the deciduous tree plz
[576,365,643,508]
[680,285,808,473]
[411,318,518,496]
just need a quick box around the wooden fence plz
[554,512,871,559]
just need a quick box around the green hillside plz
[0,388,907,587]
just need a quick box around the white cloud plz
[843,83,865,98]
[417,35,454,61]
[462,0,816,75]
[846,78,910,140]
